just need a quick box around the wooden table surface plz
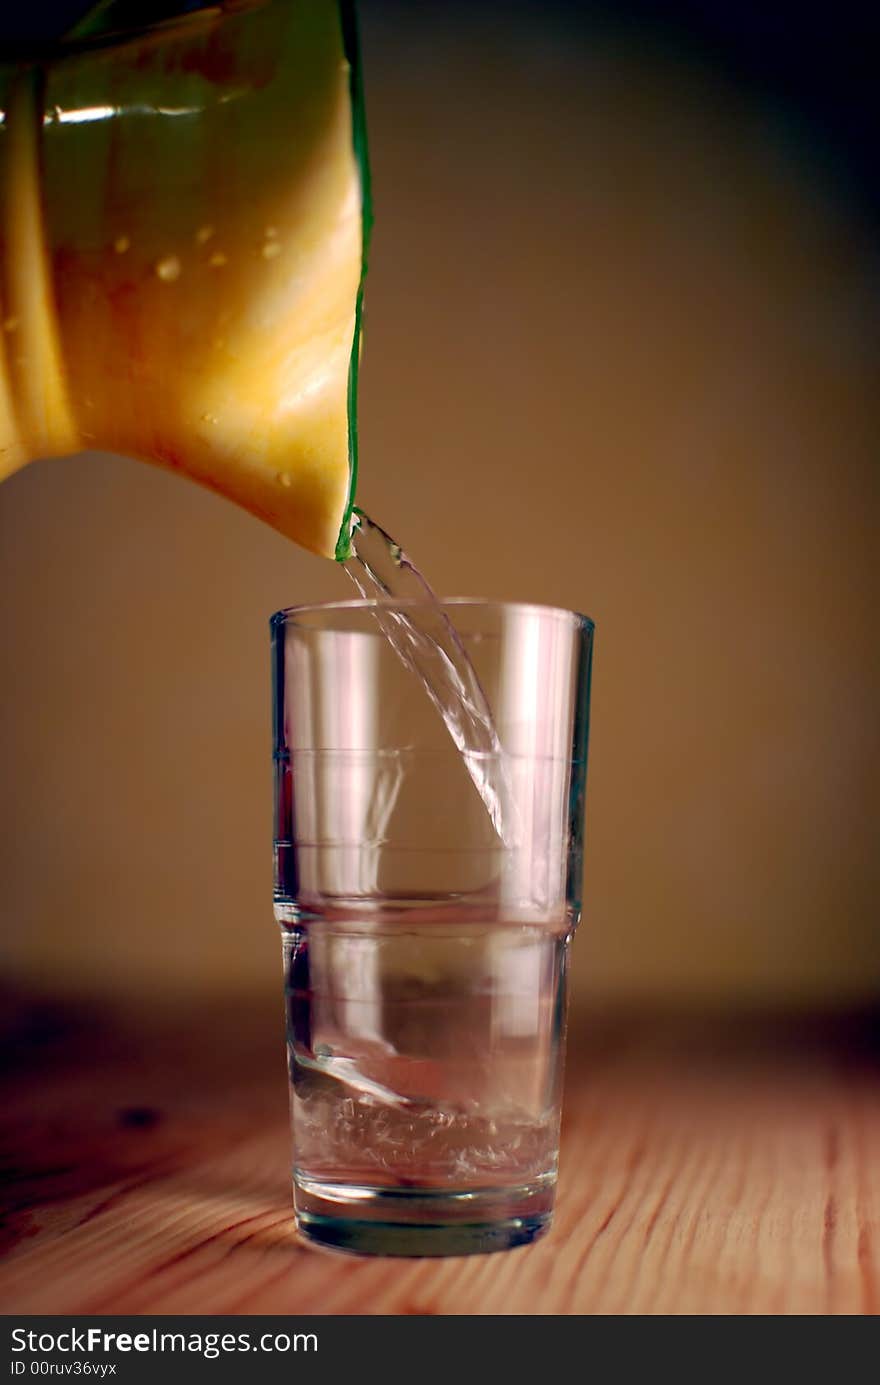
[2,992,878,1315]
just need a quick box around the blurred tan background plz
[1,0,877,1013]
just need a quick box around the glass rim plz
[270,596,595,634]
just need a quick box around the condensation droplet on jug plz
[155,255,181,282]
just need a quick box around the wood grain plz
[2,995,878,1315]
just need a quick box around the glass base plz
[293,1173,555,1257]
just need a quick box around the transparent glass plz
[271,598,594,1256]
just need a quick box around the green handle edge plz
[335,0,371,563]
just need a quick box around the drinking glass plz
[271,598,594,1256]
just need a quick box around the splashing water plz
[343,509,514,844]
